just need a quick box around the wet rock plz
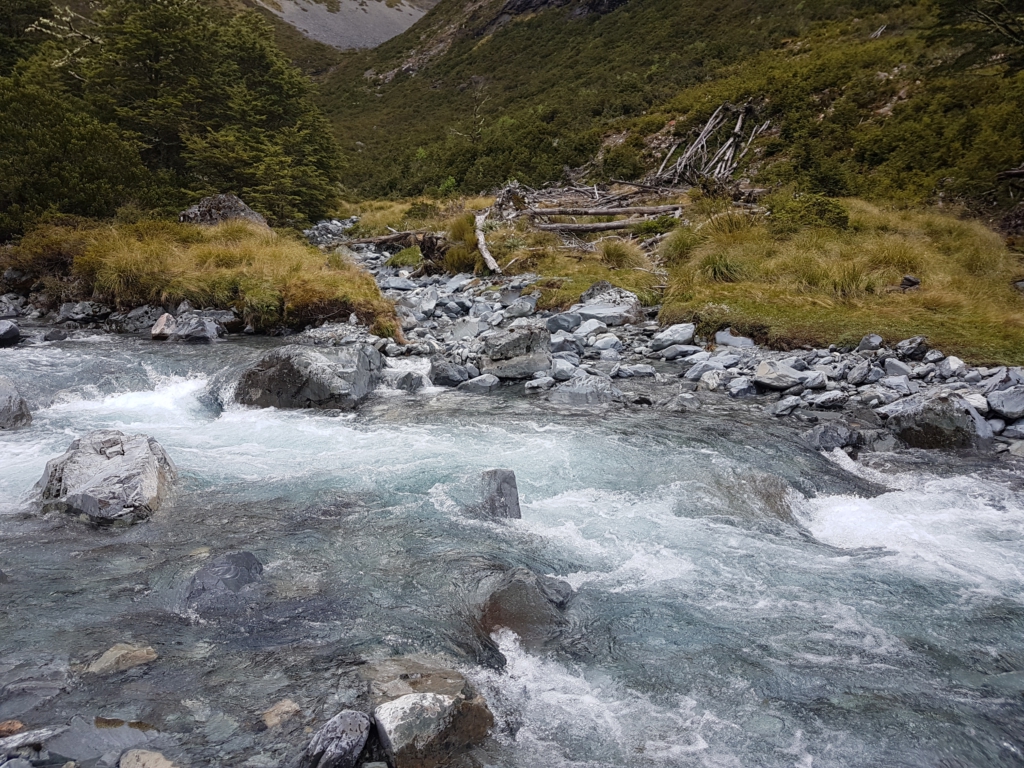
[42,715,150,766]
[857,334,883,352]
[479,469,521,519]
[548,376,623,406]
[58,301,112,324]
[660,392,700,412]
[683,360,723,381]
[169,315,222,342]
[298,710,370,768]
[895,335,928,360]
[0,376,31,429]
[187,552,264,604]
[428,357,470,387]
[395,371,428,393]
[524,377,556,393]
[767,396,802,417]
[262,699,301,729]
[877,392,993,450]
[179,193,267,227]
[879,375,913,396]
[43,328,68,342]
[505,295,537,318]
[753,361,803,391]
[120,749,178,768]
[546,313,581,333]
[0,320,20,347]
[987,386,1024,420]
[0,655,70,721]
[480,567,572,650]
[236,344,383,410]
[570,286,643,327]
[479,327,551,380]
[150,314,176,340]
[714,327,755,348]
[727,377,757,398]
[374,692,492,768]
[86,643,157,675]
[0,726,68,753]
[457,374,501,394]
[650,323,696,351]
[697,369,728,392]
[801,423,857,451]
[35,430,177,524]
[1003,422,1024,439]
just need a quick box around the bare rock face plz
[235,344,383,410]
[0,375,31,429]
[35,430,177,524]
[360,657,493,768]
[479,567,572,651]
[178,194,267,227]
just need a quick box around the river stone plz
[187,552,263,603]
[550,331,584,355]
[884,358,913,377]
[650,323,696,351]
[753,361,803,391]
[524,376,556,393]
[798,370,828,389]
[395,371,428,393]
[697,369,728,392]
[479,469,521,519]
[428,357,469,387]
[35,430,177,524]
[169,315,222,342]
[236,344,383,410]
[262,699,301,729]
[58,301,112,323]
[86,643,157,675]
[801,423,857,452]
[684,360,723,381]
[805,390,848,409]
[877,392,993,449]
[150,313,176,340]
[987,386,1024,420]
[658,344,703,361]
[857,334,883,352]
[546,313,581,333]
[480,568,572,650]
[548,376,623,406]
[479,326,551,380]
[374,691,492,768]
[457,374,501,394]
[0,320,20,347]
[714,327,755,348]
[0,726,68,753]
[299,710,370,768]
[936,356,965,378]
[0,376,31,429]
[895,335,929,360]
[179,193,267,226]
[120,750,178,768]
[550,358,575,381]
[767,396,802,417]
[727,376,757,398]
[570,287,644,327]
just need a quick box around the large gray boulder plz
[235,344,382,410]
[650,323,696,351]
[178,193,267,227]
[548,376,623,406]
[0,319,20,347]
[479,469,521,519]
[570,286,644,327]
[35,430,177,524]
[299,710,370,768]
[169,315,222,342]
[479,567,572,651]
[987,385,1024,420]
[753,361,803,391]
[877,392,993,450]
[0,376,31,429]
[428,357,470,387]
[479,326,551,380]
[58,301,111,324]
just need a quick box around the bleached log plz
[475,212,502,273]
[527,205,682,216]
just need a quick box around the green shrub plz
[386,245,422,267]
[630,216,679,237]
[659,227,706,266]
[767,193,850,234]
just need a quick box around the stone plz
[35,430,177,524]
[805,390,848,409]
[884,358,913,377]
[962,392,989,415]
[380,277,418,291]
[43,328,68,342]
[478,469,521,519]
[262,699,301,729]
[0,720,24,737]
[988,386,1024,420]
[650,323,696,351]
[662,392,701,412]
[0,376,31,429]
[684,360,723,381]
[374,692,492,768]
[600,348,620,362]
[550,331,584,355]
[120,750,178,768]
[659,344,703,360]
[0,319,20,347]
[188,552,264,605]
[591,333,621,351]
[570,287,644,327]
[235,344,383,410]
[550,358,575,381]
[480,568,572,650]
[299,710,370,768]
[395,371,428,393]
[936,356,965,378]
[457,374,501,394]
[798,370,828,390]
[149,313,176,340]
[845,360,872,386]
[546,313,581,333]
[1009,441,1024,458]
[86,643,157,675]
[169,315,222,342]
[987,418,1006,435]
[548,376,624,406]
[802,423,857,451]
[0,726,68,753]
[767,396,802,417]
[877,392,993,449]
[753,361,803,391]
[479,327,551,380]
[1003,422,1024,439]
[714,327,755,348]
[58,301,112,323]
[857,334,884,352]
[575,318,608,338]
[428,358,469,387]
[524,377,556,393]
[727,377,757,398]
[697,369,728,392]
[895,335,929,360]
[879,375,913,396]
[621,364,655,378]
[505,297,536,318]
[178,193,267,227]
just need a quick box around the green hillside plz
[317,0,1024,211]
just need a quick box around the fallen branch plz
[535,220,645,233]
[347,230,425,245]
[475,212,502,273]
[527,205,682,216]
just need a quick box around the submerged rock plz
[0,376,31,429]
[86,643,157,675]
[236,344,383,410]
[35,430,177,524]
[187,552,264,604]
[373,691,492,768]
[299,710,370,768]
[479,469,521,519]
[479,567,572,650]
[877,392,993,450]
[801,423,858,452]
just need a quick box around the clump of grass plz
[386,245,422,268]
[660,198,1024,364]
[13,219,396,332]
[659,227,706,266]
[630,216,679,238]
[596,238,650,270]
[766,192,850,234]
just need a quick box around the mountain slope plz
[254,0,439,50]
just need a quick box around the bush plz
[659,227,706,266]
[597,238,649,269]
[767,193,850,234]
[630,216,679,237]
[386,245,422,267]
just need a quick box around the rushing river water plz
[2,335,1024,768]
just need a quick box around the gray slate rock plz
[550,358,576,381]
[480,567,572,650]
[170,315,222,342]
[727,377,757,398]
[753,361,803,391]
[570,287,644,326]
[235,344,382,410]
[895,335,929,360]
[767,396,802,417]
[44,328,68,341]
[457,374,501,394]
[480,327,551,380]
[179,193,267,227]
[659,344,703,361]
[35,430,177,524]
[548,376,623,406]
[650,323,696,351]
[802,423,857,451]
[58,301,112,323]
[884,358,913,377]
[857,334,883,352]
[714,327,755,348]
[546,313,581,333]
[394,371,428,393]
[0,375,31,429]
[429,357,470,387]
[299,710,371,768]
[0,319,21,347]
[877,392,993,450]
[187,552,263,603]
[987,385,1024,420]
[479,469,521,519]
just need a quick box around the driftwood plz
[527,205,682,217]
[474,212,502,273]
[535,220,647,233]
[347,230,425,245]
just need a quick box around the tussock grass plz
[596,238,651,270]
[12,219,395,332]
[662,199,1024,364]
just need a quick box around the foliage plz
[629,216,679,237]
[766,193,850,234]
[0,0,50,74]
[386,245,422,267]
[596,238,650,269]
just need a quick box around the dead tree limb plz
[475,212,502,273]
[527,205,682,216]
[535,220,646,233]
[347,230,426,245]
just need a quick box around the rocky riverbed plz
[2,227,1024,768]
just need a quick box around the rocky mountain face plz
[255,0,441,49]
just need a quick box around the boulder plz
[877,392,993,450]
[987,385,1024,420]
[428,357,470,387]
[457,374,501,394]
[86,644,157,675]
[857,334,883,352]
[0,320,20,347]
[395,371,428,393]
[178,193,267,227]
[895,335,928,360]
[479,469,521,519]
[767,395,802,417]
[524,377,556,393]
[936,356,965,378]
[753,361,803,391]
[35,430,177,524]
[714,327,755,348]
[235,344,382,410]
[650,323,696,351]
[805,390,848,409]
[697,369,728,392]
[169,315,222,342]
[374,692,492,768]
[727,377,757,398]
[548,376,623,406]
[884,358,913,377]
[479,568,572,650]
[550,358,575,381]
[299,710,371,768]
[149,314,176,340]
[550,331,584,355]
[479,327,551,380]
[801,423,857,452]
[0,376,31,429]
[119,750,178,768]
[58,301,112,324]
[546,313,581,333]
[570,286,644,327]
[43,329,68,342]
[659,344,703,360]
